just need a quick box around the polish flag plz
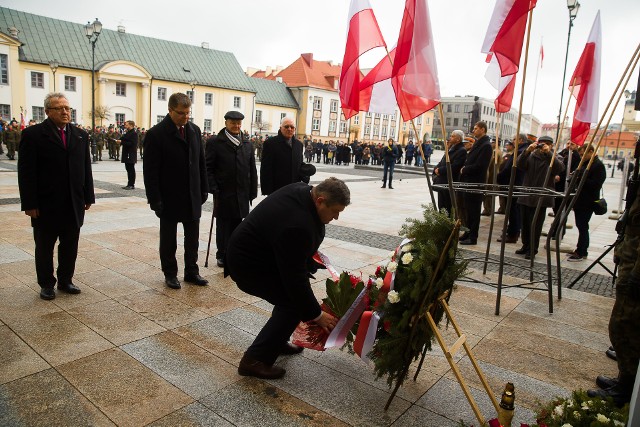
[358,48,397,114]
[481,0,538,77]
[570,11,602,146]
[20,111,26,130]
[540,44,544,68]
[391,0,441,122]
[485,54,516,113]
[339,0,386,120]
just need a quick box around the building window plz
[364,124,370,134]
[280,113,287,122]
[158,87,167,101]
[373,126,379,137]
[383,114,388,119]
[330,99,339,113]
[402,123,407,131]
[375,113,381,119]
[340,122,347,133]
[64,76,76,92]
[463,118,468,128]
[204,119,212,133]
[366,112,371,118]
[353,115,359,125]
[187,90,194,102]
[233,96,241,108]
[0,104,10,121]
[390,113,396,121]
[464,105,470,113]
[446,118,451,126]
[115,113,125,126]
[157,115,164,124]
[255,110,262,123]
[416,116,422,125]
[205,93,213,105]
[313,96,322,110]
[31,72,44,88]
[312,118,321,131]
[32,106,45,122]
[455,104,460,113]
[446,104,451,113]
[329,120,336,132]
[115,82,126,97]
[70,108,77,123]
[381,127,387,137]
[390,127,395,137]
[0,54,7,84]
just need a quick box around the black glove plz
[150,202,163,218]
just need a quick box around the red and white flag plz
[391,0,440,122]
[540,44,544,68]
[339,0,386,120]
[358,47,398,115]
[570,11,602,146]
[20,111,26,130]
[485,54,517,113]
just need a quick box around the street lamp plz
[189,80,197,121]
[84,18,102,163]
[49,60,59,92]
[555,0,580,144]
[611,90,632,178]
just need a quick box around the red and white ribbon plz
[324,287,367,349]
[313,251,340,281]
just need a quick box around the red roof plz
[253,53,341,91]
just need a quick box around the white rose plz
[596,414,610,423]
[401,252,413,265]
[553,405,563,418]
[573,411,580,419]
[375,277,384,289]
[614,421,625,427]
[387,261,398,272]
[561,424,573,427]
[402,244,413,253]
[387,290,400,303]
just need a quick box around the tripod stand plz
[567,234,621,289]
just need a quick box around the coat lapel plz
[43,120,66,150]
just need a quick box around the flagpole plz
[529,38,542,120]
[495,8,535,315]
[483,112,501,274]
[436,103,459,219]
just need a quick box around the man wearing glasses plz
[260,117,313,196]
[143,93,209,289]
[18,93,95,300]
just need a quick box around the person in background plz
[118,120,138,190]
[381,138,399,189]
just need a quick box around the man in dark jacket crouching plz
[226,178,349,379]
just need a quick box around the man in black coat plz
[18,93,95,300]
[206,111,258,268]
[143,93,209,289]
[433,130,467,214]
[226,178,348,379]
[119,120,138,190]
[260,117,307,195]
[460,121,492,245]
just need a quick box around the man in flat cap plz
[206,110,258,268]
[260,117,314,195]
[143,93,209,289]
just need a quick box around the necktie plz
[179,126,185,139]
[59,128,67,148]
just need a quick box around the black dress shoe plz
[238,355,285,379]
[606,348,617,361]
[280,342,304,355]
[596,375,618,389]
[587,384,631,407]
[216,258,224,268]
[388,186,394,189]
[184,274,208,286]
[165,276,181,289]
[40,287,55,300]
[524,251,538,260]
[57,283,81,294]
[515,247,529,255]
[121,185,134,190]
[459,238,477,245]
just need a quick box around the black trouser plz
[464,193,483,240]
[216,217,242,260]
[506,197,521,236]
[159,217,200,278]
[33,224,80,288]
[125,163,136,187]
[520,205,546,252]
[574,207,593,256]
[437,189,452,215]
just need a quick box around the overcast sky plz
[4,0,638,125]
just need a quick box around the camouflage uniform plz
[107,129,120,160]
[95,129,105,160]
[610,180,640,393]
[5,126,21,160]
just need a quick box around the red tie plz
[179,126,185,139]
[59,128,67,148]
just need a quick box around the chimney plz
[201,42,209,49]
[276,76,283,84]
[265,66,272,76]
[301,53,313,67]
[7,26,19,38]
[117,25,126,33]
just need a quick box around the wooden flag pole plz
[483,112,502,274]
[437,103,459,219]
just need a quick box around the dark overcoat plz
[433,142,467,185]
[573,156,606,211]
[18,119,95,229]
[206,128,257,219]
[460,135,492,184]
[143,115,208,221]
[260,131,304,195]
[516,147,565,208]
[120,128,138,164]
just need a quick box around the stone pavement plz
[0,153,621,426]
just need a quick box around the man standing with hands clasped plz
[143,93,209,289]
[18,93,95,300]
[119,120,138,190]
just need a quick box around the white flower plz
[401,252,414,265]
[375,277,384,289]
[581,402,589,410]
[614,420,625,426]
[566,399,574,408]
[596,414,610,423]
[553,405,564,417]
[401,244,413,253]
[573,411,580,419]
[387,261,398,272]
[387,290,400,303]
[561,424,573,427]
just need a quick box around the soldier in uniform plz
[138,128,145,159]
[589,137,640,407]
[5,124,21,160]
[107,125,120,160]
[94,127,105,161]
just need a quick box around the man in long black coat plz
[206,111,257,268]
[18,93,95,300]
[433,130,467,214]
[226,178,348,379]
[119,120,138,189]
[460,121,492,245]
[143,93,209,289]
[260,117,305,195]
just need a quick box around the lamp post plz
[49,60,59,92]
[189,80,197,121]
[84,18,102,164]
[611,90,632,178]
[555,0,580,144]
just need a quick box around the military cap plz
[224,111,244,120]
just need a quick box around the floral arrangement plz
[529,390,629,427]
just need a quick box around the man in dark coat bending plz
[226,177,348,379]
[143,93,209,289]
[206,111,258,268]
